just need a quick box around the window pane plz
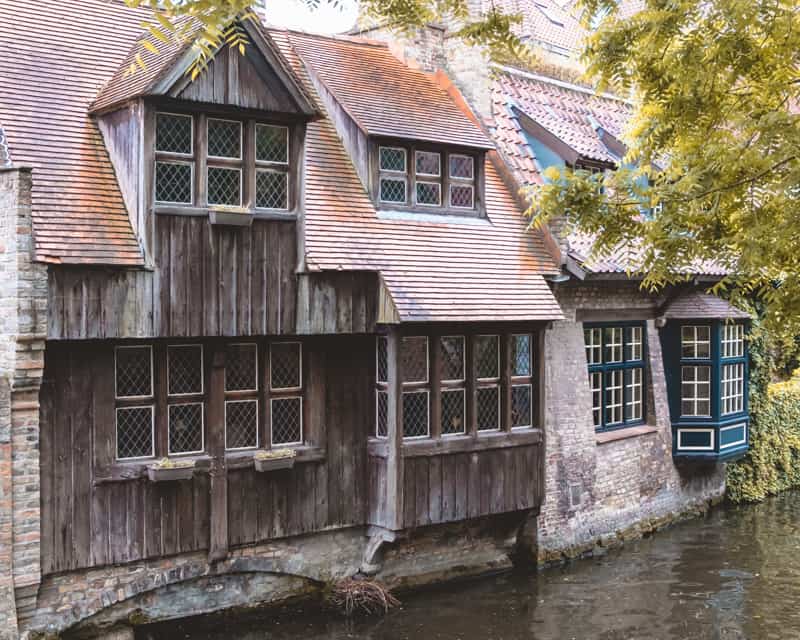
[477,386,500,430]
[604,327,623,363]
[168,345,203,395]
[379,147,406,172]
[512,334,532,376]
[207,166,241,206]
[441,388,465,435]
[589,371,602,428]
[256,124,288,163]
[225,399,258,449]
[416,181,441,206]
[584,328,602,365]
[225,344,258,392]
[626,326,643,361]
[604,370,623,424]
[415,150,441,176]
[722,363,744,415]
[256,170,289,210]
[512,384,532,428]
[681,325,710,359]
[440,336,464,381]
[376,337,389,384]
[449,154,474,179]
[376,390,389,437]
[475,335,499,379]
[401,336,428,383]
[116,406,154,459]
[207,119,241,159]
[168,402,204,454]
[625,368,643,421]
[402,391,429,438]
[380,177,406,203]
[115,346,152,398]
[271,397,303,444]
[156,113,192,154]
[723,324,745,358]
[450,184,474,209]
[155,161,192,204]
[271,342,302,390]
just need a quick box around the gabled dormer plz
[91,17,317,251]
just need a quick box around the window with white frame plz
[682,325,711,359]
[224,343,259,450]
[115,345,155,460]
[584,323,646,431]
[722,323,745,358]
[401,336,430,438]
[270,342,303,445]
[475,334,500,431]
[681,365,711,417]
[440,335,466,435]
[721,363,744,415]
[167,344,205,455]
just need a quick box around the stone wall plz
[0,166,48,640]
[539,282,726,563]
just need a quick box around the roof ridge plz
[267,26,389,49]
[491,63,631,104]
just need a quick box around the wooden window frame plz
[584,322,648,432]
[224,343,260,451]
[114,345,156,461]
[371,138,485,217]
[268,341,305,447]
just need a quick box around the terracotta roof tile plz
[272,30,562,323]
[483,0,586,54]
[287,31,493,150]
[0,0,144,265]
[660,291,750,320]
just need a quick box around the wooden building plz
[0,1,751,637]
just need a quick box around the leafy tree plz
[529,0,800,338]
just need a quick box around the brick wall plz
[0,166,48,639]
[539,282,725,563]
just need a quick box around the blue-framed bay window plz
[583,322,647,431]
[661,319,749,461]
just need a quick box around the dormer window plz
[153,111,293,215]
[374,141,482,215]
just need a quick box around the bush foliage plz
[726,318,800,503]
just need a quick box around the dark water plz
[143,492,800,640]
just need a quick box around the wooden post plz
[466,335,477,437]
[501,334,512,432]
[429,334,441,439]
[208,343,228,562]
[385,329,404,530]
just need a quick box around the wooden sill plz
[367,429,542,459]
[596,424,659,445]
[152,205,296,222]
[226,446,325,470]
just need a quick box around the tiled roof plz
[287,32,493,150]
[0,0,144,265]
[484,0,586,54]
[273,30,563,323]
[488,66,726,277]
[660,291,750,321]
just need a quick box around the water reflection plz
[142,492,800,640]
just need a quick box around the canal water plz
[142,492,800,640]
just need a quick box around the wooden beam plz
[207,343,228,562]
[385,329,404,530]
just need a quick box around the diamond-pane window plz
[450,184,474,209]
[441,388,465,435]
[156,113,192,155]
[512,384,532,428]
[116,406,154,459]
[377,337,388,383]
[440,336,465,381]
[256,170,288,210]
[449,154,474,179]
[475,335,499,379]
[272,397,302,444]
[380,177,406,203]
[226,399,259,449]
[256,124,289,164]
[116,346,152,398]
[512,334,532,377]
[416,181,441,206]
[477,386,500,431]
[376,390,389,437]
[379,147,406,172]
[416,150,441,176]
[155,161,192,204]
[225,344,258,392]
[168,345,203,396]
[271,342,302,390]
[168,402,204,454]
[207,119,241,159]
[402,336,428,383]
[402,391,429,438]
[207,167,242,206]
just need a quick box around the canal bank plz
[139,490,800,640]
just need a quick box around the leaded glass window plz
[115,345,155,460]
[440,336,466,435]
[376,336,389,438]
[166,344,205,455]
[207,118,241,159]
[255,124,290,210]
[511,334,534,429]
[225,343,259,451]
[270,342,303,445]
[155,112,194,205]
[475,335,500,431]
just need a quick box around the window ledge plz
[226,446,325,470]
[367,429,542,459]
[94,454,213,485]
[596,425,659,445]
[152,205,296,223]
